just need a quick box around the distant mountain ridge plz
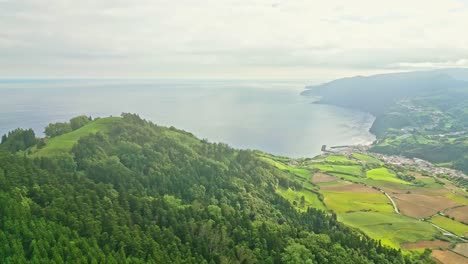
[302,69,468,175]
[301,68,468,115]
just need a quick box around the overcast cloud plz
[1,0,468,78]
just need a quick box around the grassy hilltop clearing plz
[261,151,468,263]
[0,114,438,264]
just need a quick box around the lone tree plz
[70,115,91,130]
[44,122,72,138]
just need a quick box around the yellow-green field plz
[366,168,410,185]
[430,215,468,237]
[322,191,394,213]
[339,212,439,248]
[444,193,468,205]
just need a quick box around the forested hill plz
[301,69,468,116]
[0,114,431,263]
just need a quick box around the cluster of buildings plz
[321,144,467,179]
[371,154,466,179]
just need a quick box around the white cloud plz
[1,0,468,78]
[389,59,468,69]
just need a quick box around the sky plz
[1,0,468,79]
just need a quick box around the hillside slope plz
[0,114,430,263]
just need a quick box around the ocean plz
[0,79,375,158]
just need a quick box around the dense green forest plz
[0,114,433,263]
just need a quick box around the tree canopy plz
[0,114,434,263]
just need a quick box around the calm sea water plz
[0,79,375,158]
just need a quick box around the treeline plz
[44,115,92,137]
[0,114,433,263]
[0,128,37,152]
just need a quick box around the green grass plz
[351,152,383,165]
[366,168,410,185]
[324,155,359,165]
[412,177,444,189]
[328,172,417,191]
[260,157,311,180]
[31,117,121,157]
[276,187,327,211]
[430,215,468,237]
[322,191,394,213]
[339,212,439,248]
[311,164,363,177]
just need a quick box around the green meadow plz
[322,191,394,213]
[339,212,439,248]
[366,168,410,185]
[351,152,383,165]
[324,155,360,165]
[276,187,327,211]
[430,215,468,237]
[31,117,121,157]
[260,156,311,180]
[310,164,363,177]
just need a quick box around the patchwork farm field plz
[392,193,459,219]
[311,172,337,184]
[445,206,468,223]
[403,240,450,250]
[453,243,468,258]
[431,250,468,264]
[265,151,468,261]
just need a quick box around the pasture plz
[322,190,394,213]
[324,155,359,165]
[339,212,439,248]
[351,152,383,165]
[31,117,121,157]
[276,187,327,211]
[430,215,468,237]
[310,164,363,177]
[366,168,410,185]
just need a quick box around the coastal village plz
[321,144,467,180]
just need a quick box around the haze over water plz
[0,79,375,158]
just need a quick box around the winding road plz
[381,190,400,214]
